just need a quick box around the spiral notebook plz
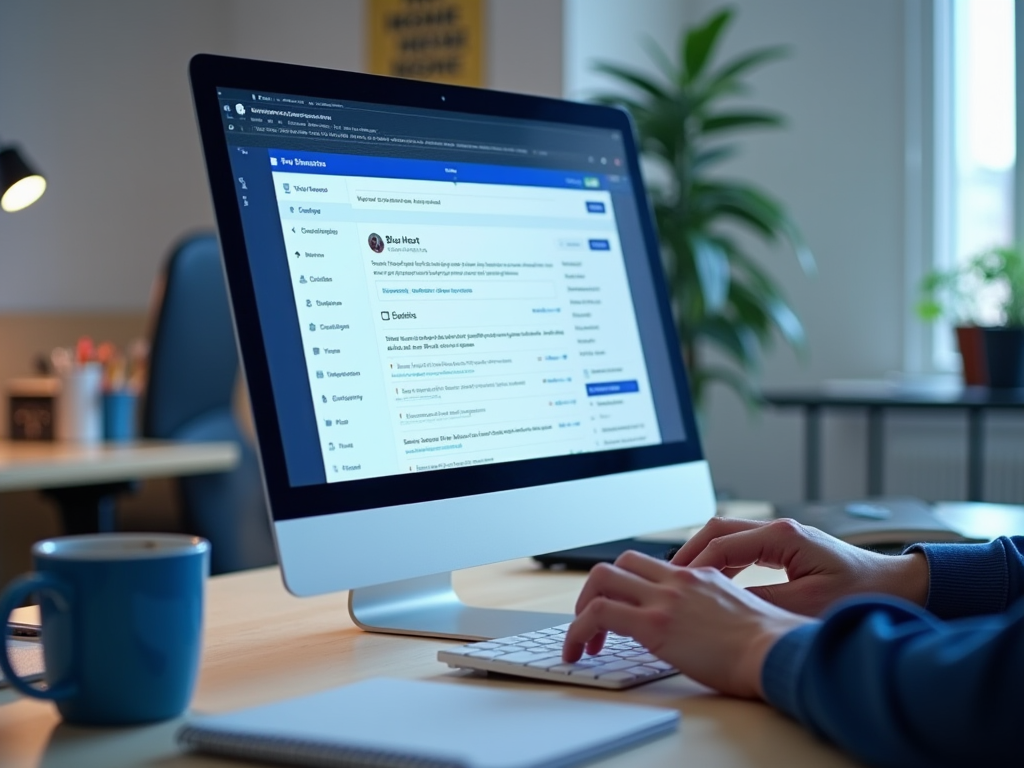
[177,677,678,768]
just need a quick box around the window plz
[930,0,1017,369]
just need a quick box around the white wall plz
[0,0,230,311]
[0,0,563,312]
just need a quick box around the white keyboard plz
[437,623,677,690]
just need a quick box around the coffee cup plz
[0,533,209,725]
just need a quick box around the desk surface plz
[0,559,857,768]
[0,440,240,492]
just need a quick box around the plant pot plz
[955,326,988,386]
[981,327,1024,388]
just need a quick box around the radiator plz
[884,412,1024,503]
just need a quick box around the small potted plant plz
[918,246,1024,388]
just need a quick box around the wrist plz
[889,552,929,606]
[741,614,815,700]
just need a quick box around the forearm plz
[910,535,1024,618]
[762,597,1024,768]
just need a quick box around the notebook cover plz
[178,677,678,768]
[775,496,975,546]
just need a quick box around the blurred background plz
[2,0,1021,583]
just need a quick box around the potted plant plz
[592,8,814,408]
[916,262,988,386]
[917,246,1024,388]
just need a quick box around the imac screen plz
[205,79,701,523]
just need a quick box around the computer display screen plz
[206,78,698,520]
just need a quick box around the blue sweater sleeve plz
[762,596,1024,768]
[908,535,1024,618]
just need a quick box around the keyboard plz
[437,623,678,690]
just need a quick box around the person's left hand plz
[561,551,816,699]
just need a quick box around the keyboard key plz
[494,650,558,664]
[591,659,637,673]
[525,656,565,669]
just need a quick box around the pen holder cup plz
[103,392,137,443]
[57,364,103,444]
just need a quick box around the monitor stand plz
[349,571,575,641]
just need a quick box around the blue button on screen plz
[586,201,606,213]
[586,380,639,396]
[588,239,610,251]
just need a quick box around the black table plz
[761,386,1024,501]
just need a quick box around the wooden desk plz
[0,560,857,768]
[0,440,239,533]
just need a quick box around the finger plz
[671,517,769,566]
[584,632,606,657]
[563,598,646,662]
[574,561,661,616]
[687,520,804,573]
[614,549,676,582]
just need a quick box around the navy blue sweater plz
[761,536,1024,767]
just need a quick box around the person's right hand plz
[670,517,930,617]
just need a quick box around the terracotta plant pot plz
[955,326,988,386]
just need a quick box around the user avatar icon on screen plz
[368,233,385,253]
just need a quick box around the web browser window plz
[270,151,661,482]
[218,87,688,490]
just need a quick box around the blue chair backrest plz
[142,233,276,573]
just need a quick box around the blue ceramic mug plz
[0,533,209,725]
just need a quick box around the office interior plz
[1,0,1019,587]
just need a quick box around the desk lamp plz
[0,144,46,212]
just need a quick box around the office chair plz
[142,233,276,574]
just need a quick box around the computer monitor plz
[189,54,715,641]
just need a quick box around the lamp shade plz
[0,146,46,212]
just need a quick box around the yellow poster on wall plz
[366,0,484,86]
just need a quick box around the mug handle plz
[0,572,76,700]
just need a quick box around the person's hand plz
[562,551,813,698]
[671,517,930,616]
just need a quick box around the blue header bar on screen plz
[267,149,615,191]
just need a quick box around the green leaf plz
[708,45,789,85]
[701,111,783,133]
[691,145,738,172]
[916,299,943,322]
[641,37,679,83]
[592,62,671,101]
[697,316,760,370]
[690,233,731,311]
[763,294,807,351]
[684,9,734,82]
